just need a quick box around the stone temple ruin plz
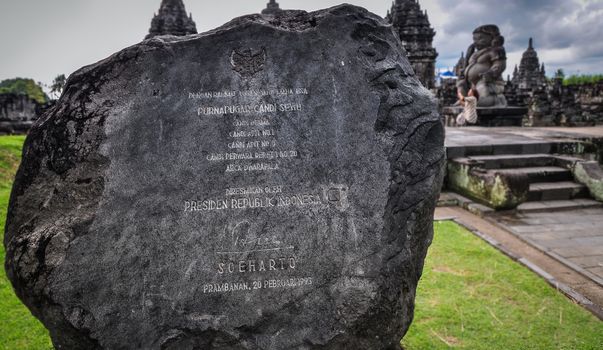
[510,37,603,127]
[441,25,529,127]
[0,93,40,134]
[262,0,283,15]
[511,38,548,93]
[382,1,600,127]
[379,0,603,127]
[440,37,603,126]
[507,39,603,127]
[386,0,438,90]
[146,0,197,39]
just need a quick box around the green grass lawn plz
[0,136,53,350]
[0,135,601,349]
[402,221,602,349]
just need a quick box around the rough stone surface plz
[4,5,444,349]
[544,80,603,126]
[574,161,603,202]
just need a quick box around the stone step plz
[464,154,554,169]
[445,141,587,159]
[454,153,586,170]
[517,199,603,213]
[495,166,573,183]
[527,181,589,201]
[446,142,555,159]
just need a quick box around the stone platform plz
[446,125,603,159]
[443,106,527,127]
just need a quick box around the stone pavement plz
[492,208,603,287]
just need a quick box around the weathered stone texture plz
[544,80,603,126]
[5,5,444,349]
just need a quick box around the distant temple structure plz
[146,0,197,39]
[262,0,283,15]
[386,0,438,89]
[453,52,465,78]
[0,94,43,134]
[504,38,548,110]
[512,38,547,91]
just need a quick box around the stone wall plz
[0,93,41,134]
[436,79,458,111]
[560,80,603,125]
[436,79,603,127]
[529,80,603,126]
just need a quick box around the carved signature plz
[226,221,283,251]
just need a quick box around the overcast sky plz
[1,0,602,88]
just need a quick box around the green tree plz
[563,74,603,86]
[0,78,48,104]
[50,74,67,99]
[554,68,565,80]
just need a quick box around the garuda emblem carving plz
[230,48,267,77]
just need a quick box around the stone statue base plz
[443,106,527,127]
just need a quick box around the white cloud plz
[430,0,603,77]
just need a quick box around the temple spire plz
[262,0,282,15]
[386,0,438,89]
[512,36,547,89]
[453,51,466,77]
[146,0,197,39]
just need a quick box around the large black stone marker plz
[5,5,444,349]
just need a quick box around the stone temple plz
[146,0,197,39]
[262,0,283,15]
[386,0,438,89]
[505,38,549,115]
[512,38,547,91]
[453,52,465,78]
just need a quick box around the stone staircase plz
[527,181,587,201]
[446,145,603,212]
